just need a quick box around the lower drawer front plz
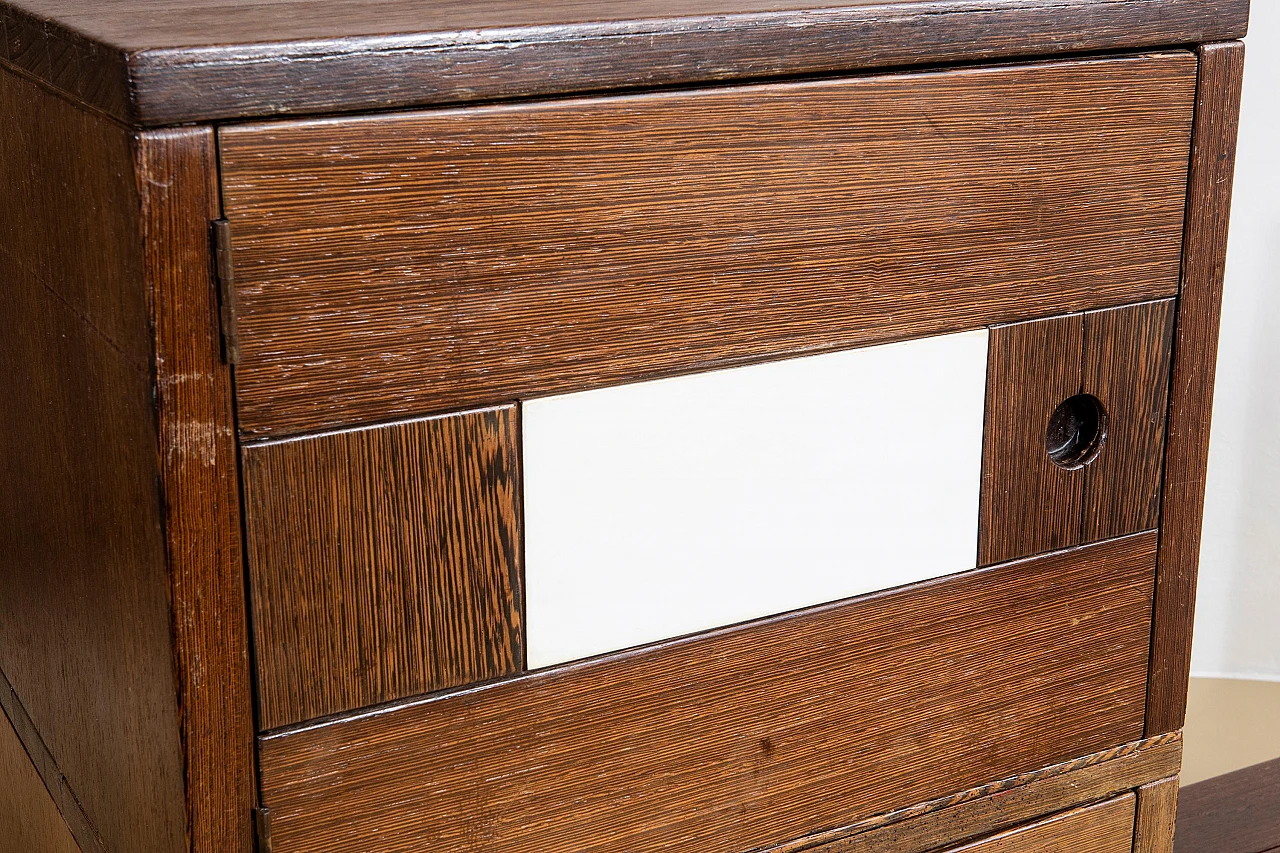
[944,795,1135,853]
[256,534,1154,853]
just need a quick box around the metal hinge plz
[253,807,273,853]
[212,219,241,364]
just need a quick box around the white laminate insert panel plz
[522,329,989,669]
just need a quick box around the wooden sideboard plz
[0,2,1248,852]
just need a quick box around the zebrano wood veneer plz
[0,1,1249,852]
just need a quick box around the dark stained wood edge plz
[1145,40,1246,736]
[768,732,1182,853]
[0,0,1250,126]
[1175,757,1280,853]
[0,4,132,121]
[136,128,257,853]
[0,666,105,853]
[1134,776,1179,853]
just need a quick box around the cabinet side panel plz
[0,67,187,853]
[0,699,82,853]
[137,128,257,853]
[1146,41,1247,735]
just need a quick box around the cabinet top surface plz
[0,0,1248,126]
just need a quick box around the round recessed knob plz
[1045,394,1107,469]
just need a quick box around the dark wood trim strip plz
[770,732,1181,853]
[0,666,105,853]
[136,128,257,853]
[0,0,1250,126]
[1175,757,1280,853]
[1145,40,1247,736]
[258,533,1156,853]
[1133,776,1179,853]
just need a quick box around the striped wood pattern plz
[257,534,1157,853]
[242,407,523,730]
[219,53,1196,437]
[1146,41,1247,736]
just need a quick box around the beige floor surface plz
[1182,676,1280,785]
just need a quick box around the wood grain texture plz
[258,533,1157,853]
[0,65,187,853]
[1145,41,1247,737]
[1175,757,1280,853]
[0,669,100,853]
[980,313,1084,565]
[1083,301,1177,542]
[770,733,1182,853]
[243,408,523,730]
[1134,776,1179,853]
[980,301,1176,565]
[220,53,1196,438]
[136,129,257,853]
[939,795,1135,853]
[0,695,83,853]
[0,0,1249,125]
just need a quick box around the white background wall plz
[1192,2,1280,682]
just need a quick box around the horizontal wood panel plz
[940,795,1134,853]
[220,53,1196,437]
[773,733,1180,853]
[259,533,1157,853]
[242,407,523,730]
[524,329,987,668]
[0,0,1247,125]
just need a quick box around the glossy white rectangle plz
[522,329,989,669]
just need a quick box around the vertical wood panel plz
[980,314,1084,565]
[1146,41,1247,736]
[981,301,1176,565]
[1133,776,1179,853]
[1083,300,1178,541]
[0,64,187,853]
[243,407,523,730]
[136,128,256,853]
